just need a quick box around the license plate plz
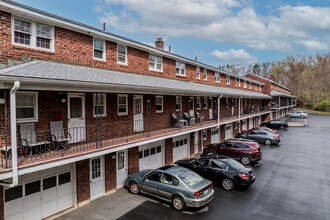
[204,188,210,195]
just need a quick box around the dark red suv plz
[203,139,262,165]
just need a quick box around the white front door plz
[90,156,105,200]
[211,128,220,144]
[194,131,199,154]
[189,97,194,116]
[116,150,128,189]
[133,96,143,132]
[68,93,86,143]
[242,119,247,131]
[209,98,213,119]
[249,118,253,129]
[225,124,233,140]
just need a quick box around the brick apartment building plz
[0,1,294,219]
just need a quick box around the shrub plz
[315,100,330,112]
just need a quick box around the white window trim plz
[155,96,163,113]
[149,54,163,72]
[16,91,38,123]
[196,97,201,110]
[226,75,230,85]
[93,93,107,117]
[235,78,237,86]
[176,61,186,76]
[12,16,55,52]
[244,80,247,88]
[176,96,182,112]
[203,97,208,109]
[215,73,220,83]
[117,94,128,116]
[204,69,207,81]
[117,44,127,65]
[93,38,106,61]
[196,67,200,79]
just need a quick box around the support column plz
[165,138,173,165]
[105,153,117,194]
[76,159,90,206]
[128,147,139,174]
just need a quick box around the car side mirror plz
[193,163,197,168]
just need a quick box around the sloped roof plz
[270,90,295,98]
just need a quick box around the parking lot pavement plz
[57,113,330,220]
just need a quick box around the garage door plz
[211,128,220,144]
[242,119,247,131]
[249,118,254,129]
[173,135,189,162]
[225,124,233,140]
[4,164,73,220]
[139,141,165,170]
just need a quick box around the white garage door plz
[4,164,73,220]
[139,141,165,170]
[249,118,254,129]
[211,128,220,144]
[242,119,247,131]
[173,135,189,162]
[225,124,233,140]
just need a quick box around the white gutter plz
[0,81,20,187]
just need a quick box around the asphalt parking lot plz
[57,113,330,220]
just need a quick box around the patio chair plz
[20,123,51,156]
[170,114,185,128]
[50,121,71,150]
[195,112,204,123]
[183,112,195,125]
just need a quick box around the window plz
[149,54,163,71]
[249,82,252,89]
[43,176,57,190]
[226,98,229,108]
[25,180,41,196]
[215,73,220,83]
[244,80,247,88]
[176,62,185,76]
[157,146,162,153]
[139,151,143,159]
[203,97,208,109]
[239,79,241,87]
[196,97,201,110]
[93,38,106,60]
[226,75,230,85]
[176,96,182,111]
[146,171,162,182]
[150,147,156,155]
[160,173,175,185]
[155,96,163,113]
[16,92,38,122]
[93,93,106,117]
[196,67,200,79]
[117,45,127,64]
[118,94,128,115]
[204,69,207,80]
[144,149,149,157]
[196,159,209,167]
[235,78,237,86]
[179,171,203,187]
[203,130,207,140]
[13,17,54,51]
[59,172,71,185]
[5,185,22,202]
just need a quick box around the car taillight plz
[274,136,279,139]
[239,174,250,179]
[253,147,258,152]
[194,183,213,196]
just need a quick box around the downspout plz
[238,96,243,132]
[216,95,223,128]
[0,81,20,187]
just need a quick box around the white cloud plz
[97,1,330,52]
[295,40,328,50]
[210,49,258,64]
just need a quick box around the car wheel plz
[301,115,304,118]
[205,150,216,156]
[240,155,252,165]
[129,182,140,194]
[222,178,235,191]
[264,139,272,145]
[172,195,186,211]
[280,125,284,130]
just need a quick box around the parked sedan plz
[175,156,256,191]
[286,110,308,118]
[241,126,277,134]
[260,120,288,130]
[203,139,262,165]
[124,165,214,211]
[235,130,280,145]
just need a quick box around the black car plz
[174,156,255,191]
[260,120,288,130]
[235,130,281,145]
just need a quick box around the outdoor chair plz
[170,114,185,128]
[183,112,195,125]
[50,121,72,150]
[195,112,204,123]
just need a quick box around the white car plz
[286,110,308,118]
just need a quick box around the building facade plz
[0,1,293,219]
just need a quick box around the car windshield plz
[226,159,245,170]
[179,171,203,187]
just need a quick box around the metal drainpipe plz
[238,96,243,132]
[216,95,223,128]
[0,81,20,187]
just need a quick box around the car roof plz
[227,138,257,143]
[156,165,190,175]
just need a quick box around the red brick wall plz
[245,74,292,95]
[105,153,116,192]
[128,147,139,174]
[76,159,90,204]
[165,138,173,165]
[189,133,194,156]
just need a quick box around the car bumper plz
[184,189,215,208]
[252,156,262,162]
[272,139,281,144]
[236,177,256,187]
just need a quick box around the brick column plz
[105,153,117,193]
[76,159,90,206]
[190,132,194,156]
[220,125,225,142]
[165,138,173,165]
[128,147,139,174]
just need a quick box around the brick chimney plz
[155,38,164,49]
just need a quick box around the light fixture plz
[0,90,5,104]
[59,92,66,103]
[111,154,116,159]
[147,99,150,103]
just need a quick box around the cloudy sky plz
[15,0,330,66]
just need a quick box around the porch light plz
[111,155,116,159]
[59,92,66,103]
[0,90,5,104]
